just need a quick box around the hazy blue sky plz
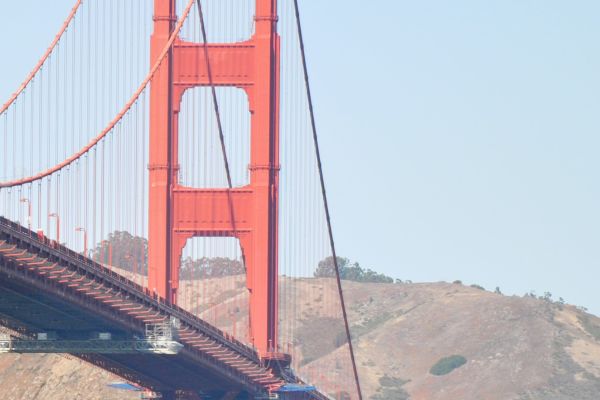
[1,1,599,314]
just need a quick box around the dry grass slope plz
[0,278,599,399]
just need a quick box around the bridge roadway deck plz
[0,217,329,400]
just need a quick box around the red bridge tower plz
[148,0,280,358]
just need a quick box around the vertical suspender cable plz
[196,0,243,292]
[195,0,233,189]
[292,1,363,398]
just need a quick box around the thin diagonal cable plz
[292,1,363,398]
[0,0,82,115]
[195,0,233,189]
[195,0,241,266]
[0,0,197,189]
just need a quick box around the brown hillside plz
[0,278,599,399]
[340,281,600,400]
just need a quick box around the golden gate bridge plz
[0,0,362,399]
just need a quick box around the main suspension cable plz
[195,0,233,189]
[0,0,83,115]
[0,0,197,189]
[194,0,241,254]
[292,1,363,398]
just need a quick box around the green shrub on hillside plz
[314,256,394,283]
[371,375,409,400]
[429,355,467,376]
[91,231,244,278]
[578,315,600,341]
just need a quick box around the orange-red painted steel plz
[0,0,82,115]
[0,217,293,395]
[148,0,281,358]
[0,0,197,189]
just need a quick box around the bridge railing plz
[0,216,261,363]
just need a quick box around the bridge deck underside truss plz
[0,217,329,399]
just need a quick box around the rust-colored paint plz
[0,0,83,115]
[148,0,280,357]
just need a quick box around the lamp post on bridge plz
[19,198,31,230]
[75,227,87,257]
[101,240,112,269]
[228,313,237,339]
[48,213,60,244]
[205,302,218,326]
[124,253,139,278]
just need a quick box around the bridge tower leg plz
[148,0,281,358]
[148,0,177,304]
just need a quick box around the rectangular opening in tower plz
[177,0,255,44]
[177,236,250,344]
[178,87,251,188]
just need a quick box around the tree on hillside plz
[91,231,244,278]
[91,231,148,274]
[180,256,245,279]
[314,256,351,278]
[314,256,394,283]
